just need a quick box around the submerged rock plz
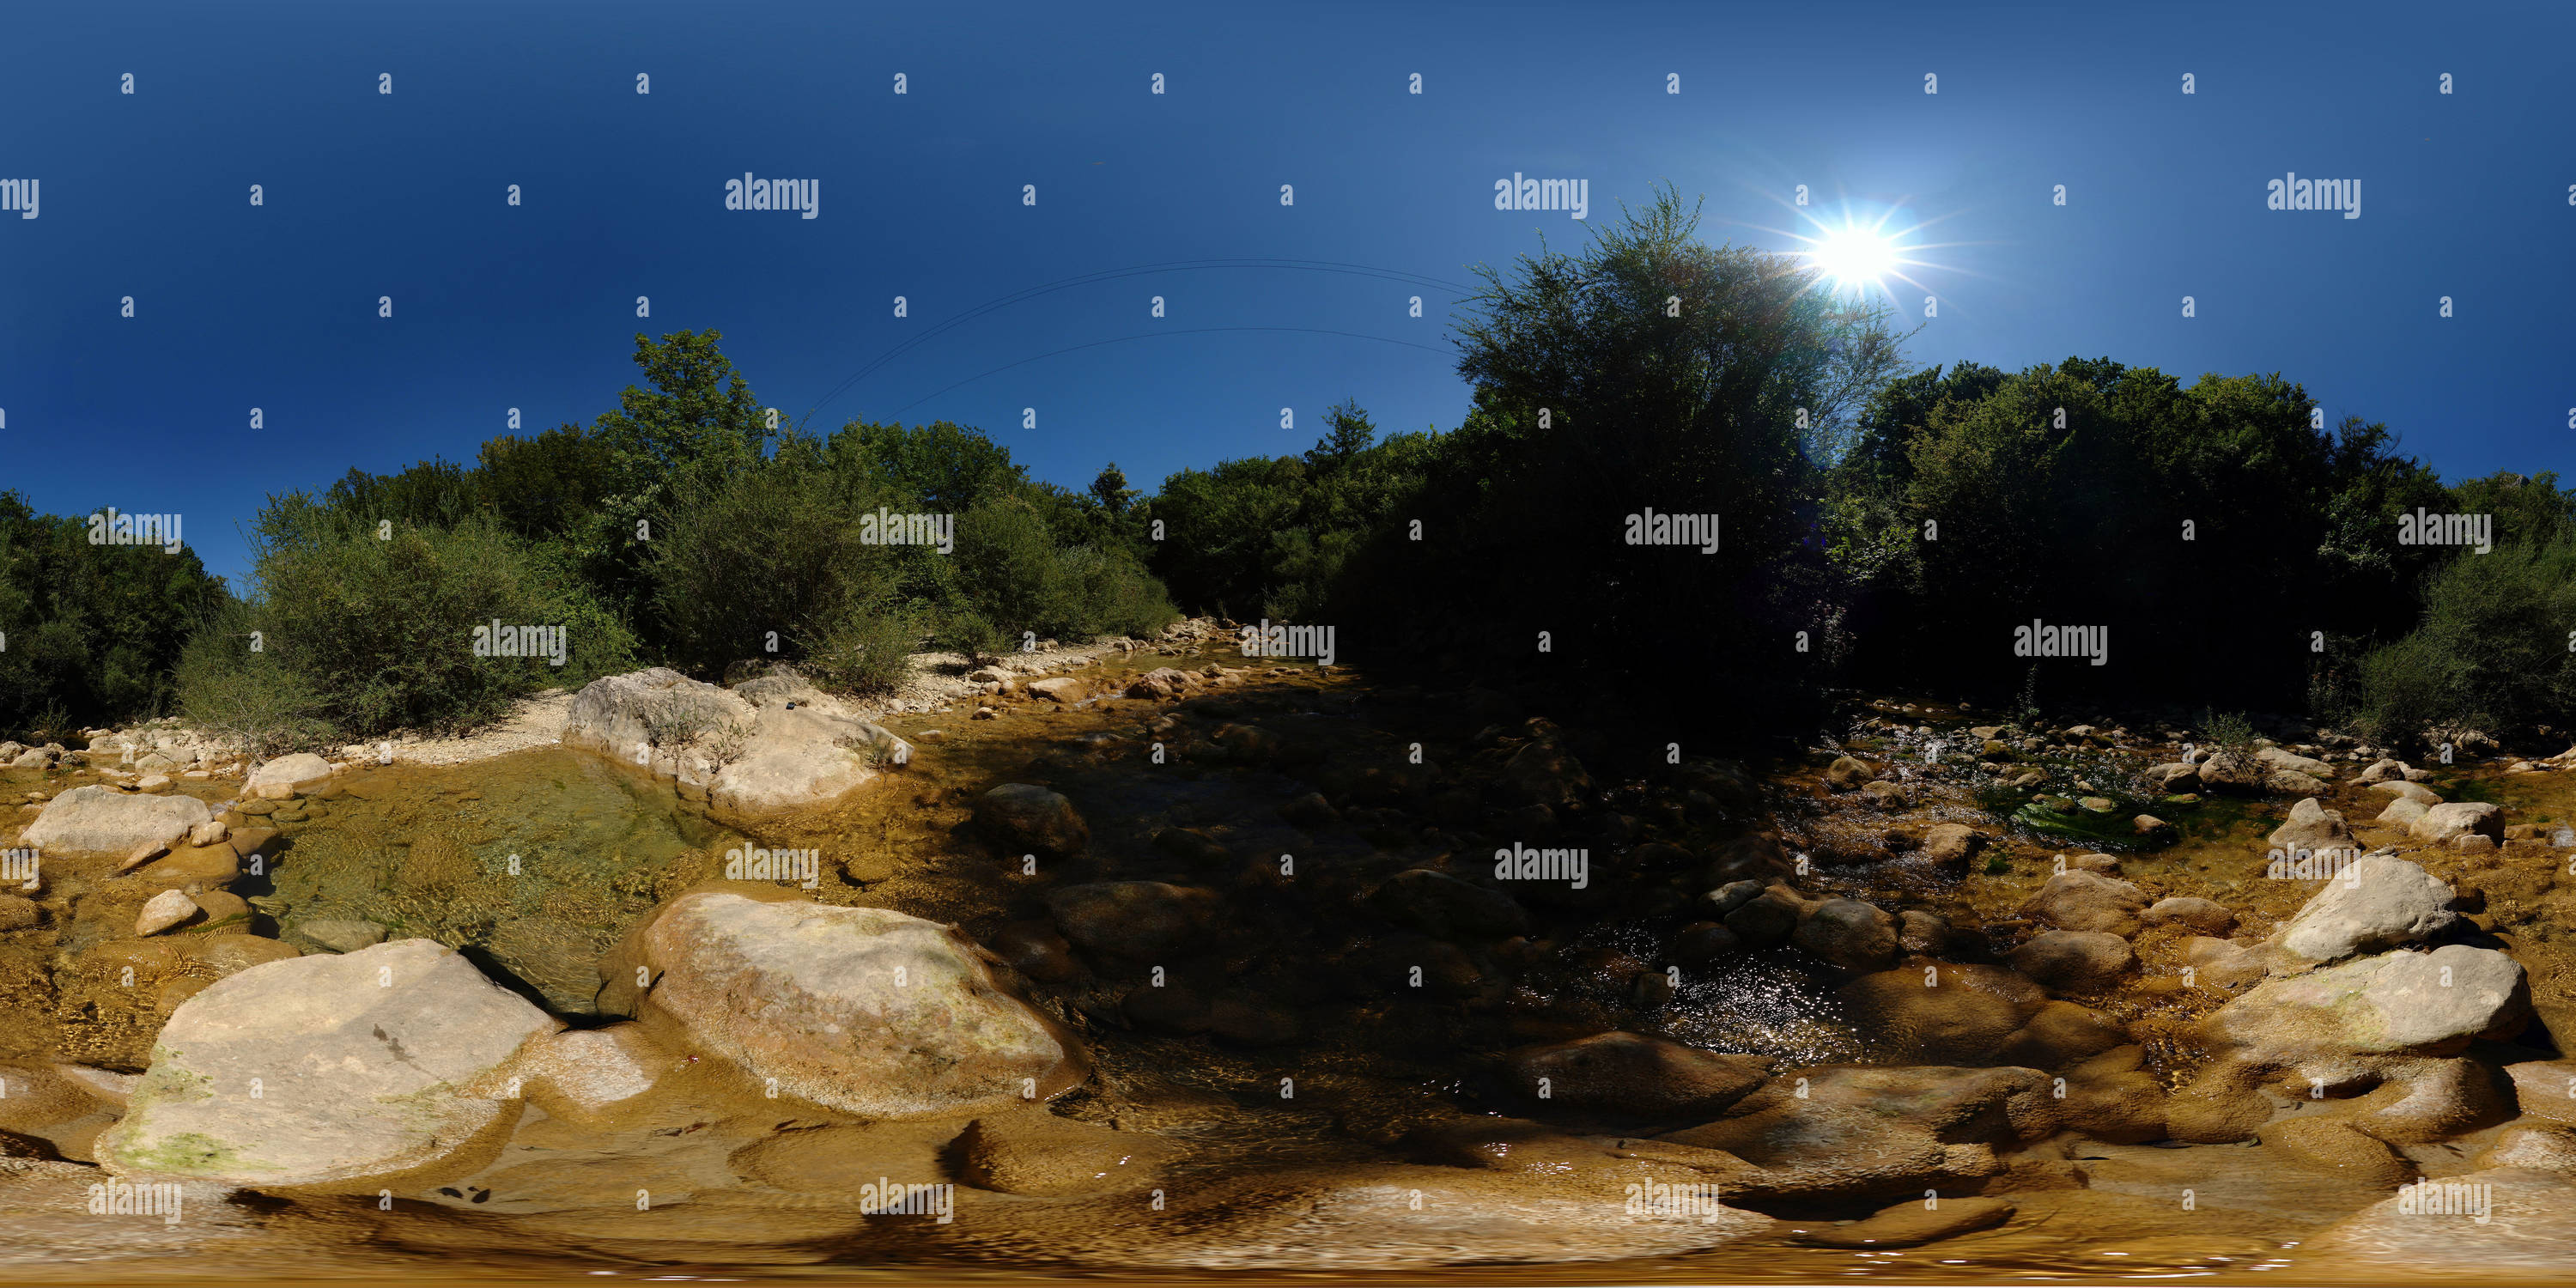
[1791,1195,2014,1248]
[2015,871,2148,936]
[955,1111,1181,1195]
[1047,881,1222,959]
[975,783,1090,856]
[97,939,555,1189]
[246,753,334,799]
[622,889,1084,1119]
[1498,1031,1771,1120]
[2008,929,2136,993]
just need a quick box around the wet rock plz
[1048,881,1223,959]
[623,890,1084,1118]
[185,933,300,977]
[974,783,1089,856]
[2357,758,2408,784]
[1026,677,1086,703]
[2015,871,2148,936]
[1857,780,1907,809]
[294,919,386,954]
[1150,826,1233,868]
[1674,758,1761,812]
[246,752,333,799]
[2378,797,2431,828]
[2191,944,2530,1065]
[2411,802,2503,847]
[1670,922,1743,964]
[1822,756,1873,792]
[1722,884,1812,949]
[1663,1065,2043,1206]
[515,1024,666,1126]
[131,843,241,895]
[1896,908,1965,957]
[2131,814,2176,841]
[1791,898,1899,973]
[2348,1057,2516,1143]
[133,889,198,936]
[2055,1045,2168,1143]
[2266,1115,2415,1186]
[2067,852,2121,874]
[2477,1124,2576,1170]
[2007,930,2136,993]
[1367,869,1529,941]
[2182,936,2267,992]
[97,939,555,1189]
[1499,1031,1771,1120]
[19,786,210,857]
[2300,1168,2576,1272]
[2266,797,2352,853]
[2143,896,2237,936]
[1836,964,2126,1068]
[1206,993,1301,1046]
[2257,745,2336,779]
[1121,981,1212,1034]
[186,819,227,847]
[1504,738,1594,811]
[1123,667,1199,700]
[2372,779,2441,805]
[2506,1060,2576,1125]
[990,921,1084,984]
[957,1111,1181,1195]
[1277,792,1340,829]
[2274,853,2460,964]
[1791,1195,2014,1248]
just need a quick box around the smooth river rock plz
[19,786,211,858]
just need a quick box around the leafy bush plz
[648,453,899,677]
[243,511,635,735]
[0,491,225,737]
[934,608,1004,665]
[173,598,338,756]
[805,606,920,698]
[2349,535,2576,744]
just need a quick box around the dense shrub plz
[222,507,635,735]
[2348,529,2576,744]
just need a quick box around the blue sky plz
[3,0,2571,587]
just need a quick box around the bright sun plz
[1807,226,1899,289]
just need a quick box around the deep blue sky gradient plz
[3,0,2572,586]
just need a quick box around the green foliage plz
[647,446,902,677]
[805,606,921,698]
[237,513,635,736]
[0,491,226,737]
[172,598,338,757]
[2348,532,2576,744]
[1825,356,2451,712]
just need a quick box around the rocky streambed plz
[7,653,2576,1282]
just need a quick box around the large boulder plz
[562,668,910,819]
[1917,823,1986,868]
[1498,1031,1771,1120]
[974,784,1089,856]
[245,753,334,799]
[1662,1064,2053,1206]
[2191,944,2529,1066]
[2274,854,2460,964]
[96,939,554,1189]
[19,786,210,857]
[2411,802,2504,847]
[2265,797,2352,854]
[619,890,1084,1119]
[2015,871,2148,936]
